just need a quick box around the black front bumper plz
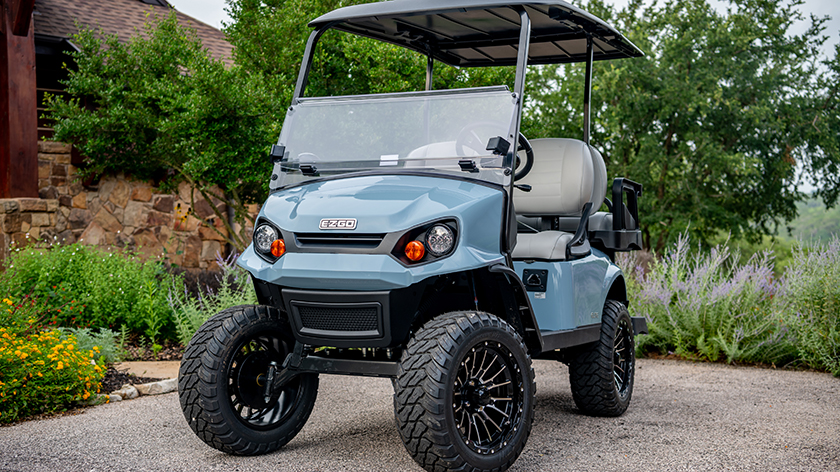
[253,279,424,348]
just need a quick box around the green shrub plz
[0,328,105,423]
[1,241,178,340]
[169,253,256,346]
[777,239,840,375]
[59,327,126,365]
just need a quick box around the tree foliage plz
[224,0,515,101]
[47,12,279,249]
[525,0,840,252]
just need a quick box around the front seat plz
[512,138,597,260]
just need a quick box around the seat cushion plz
[512,231,590,260]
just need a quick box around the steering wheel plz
[296,152,320,163]
[454,122,534,181]
[513,134,534,181]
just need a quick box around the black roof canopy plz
[310,0,643,67]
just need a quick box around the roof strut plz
[583,33,593,145]
[293,25,334,102]
[510,7,531,144]
[425,54,434,90]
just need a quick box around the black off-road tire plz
[178,305,319,455]
[569,299,635,416]
[394,311,535,472]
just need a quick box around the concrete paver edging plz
[98,361,180,403]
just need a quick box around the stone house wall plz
[0,141,258,269]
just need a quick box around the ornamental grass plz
[623,235,840,376]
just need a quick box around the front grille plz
[295,233,385,249]
[297,305,379,332]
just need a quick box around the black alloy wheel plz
[229,332,302,430]
[612,315,633,396]
[454,341,523,455]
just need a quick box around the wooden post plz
[0,0,38,198]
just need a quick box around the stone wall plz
[0,141,257,269]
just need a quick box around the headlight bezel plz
[254,223,279,254]
[253,219,284,263]
[391,219,459,266]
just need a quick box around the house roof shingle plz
[33,0,234,63]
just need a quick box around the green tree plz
[224,0,515,102]
[47,12,280,250]
[525,0,840,252]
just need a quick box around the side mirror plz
[485,136,510,156]
[269,145,286,164]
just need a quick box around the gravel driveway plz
[1,359,838,471]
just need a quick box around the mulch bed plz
[122,339,184,362]
[100,366,164,393]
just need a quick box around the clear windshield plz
[271,87,517,189]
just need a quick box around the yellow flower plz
[56,361,64,370]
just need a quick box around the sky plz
[168,0,839,56]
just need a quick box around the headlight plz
[254,224,279,254]
[425,224,455,256]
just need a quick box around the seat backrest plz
[514,138,595,217]
[590,146,607,210]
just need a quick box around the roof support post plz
[502,7,532,257]
[292,25,333,103]
[425,55,433,91]
[509,7,530,149]
[583,34,593,145]
[512,8,530,100]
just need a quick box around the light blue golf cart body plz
[179,4,649,470]
[237,0,646,356]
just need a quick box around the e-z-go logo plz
[319,218,357,230]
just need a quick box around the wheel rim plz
[453,340,524,455]
[613,318,632,395]
[228,332,301,430]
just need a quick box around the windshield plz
[270,87,517,190]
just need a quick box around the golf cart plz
[178,1,646,471]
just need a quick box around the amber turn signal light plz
[270,239,286,258]
[405,240,425,261]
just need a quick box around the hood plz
[262,174,503,234]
